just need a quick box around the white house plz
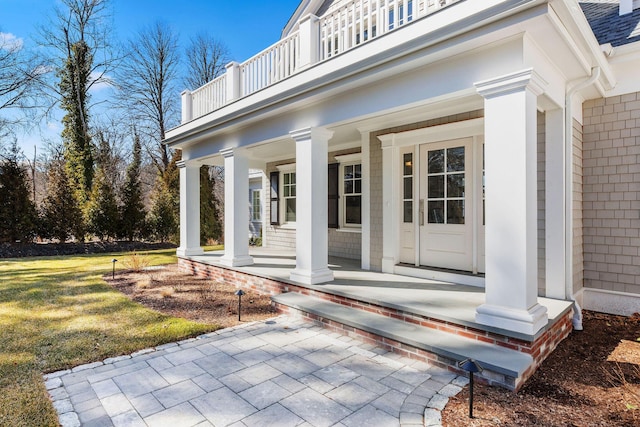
[166,0,640,389]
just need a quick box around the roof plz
[580,1,640,47]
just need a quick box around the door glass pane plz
[403,153,412,176]
[403,177,412,199]
[404,201,412,223]
[447,146,465,172]
[447,174,465,198]
[447,200,465,224]
[428,149,444,174]
[428,201,444,224]
[428,175,444,198]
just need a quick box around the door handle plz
[419,199,424,226]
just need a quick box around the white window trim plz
[276,163,296,226]
[335,153,362,229]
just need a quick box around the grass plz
[0,247,222,426]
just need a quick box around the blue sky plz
[0,0,302,151]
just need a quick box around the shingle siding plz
[583,91,640,296]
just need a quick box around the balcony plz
[181,0,461,123]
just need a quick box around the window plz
[251,190,261,221]
[343,163,361,226]
[334,153,362,229]
[283,171,296,223]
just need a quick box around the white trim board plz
[576,288,640,317]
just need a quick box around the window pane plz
[344,165,353,178]
[403,201,412,223]
[428,149,444,174]
[291,173,296,184]
[291,185,296,197]
[428,175,444,199]
[285,199,296,222]
[447,146,465,172]
[447,200,465,224]
[447,174,465,198]
[427,201,444,224]
[403,177,412,199]
[345,195,361,224]
[354,164,361,178]
[354,179,361,194]
[403,153,412,176]
[284,173,290,185]
[345,180,353,194]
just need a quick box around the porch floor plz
[186,247,572,342]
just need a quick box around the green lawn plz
[0,248,221,426]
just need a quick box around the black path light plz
[111,259,118,279]
[458,358,483,418]
[235,289,246,321]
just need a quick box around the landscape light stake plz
[458,358,483,418]
[111,259,118,279]
[235,289,246,321]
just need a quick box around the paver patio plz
[46,316,467,427]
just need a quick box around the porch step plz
[272,292,533,380]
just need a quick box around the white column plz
[360,129,371,270]
[176,160,203,257]
[220,148,254,267]
[290,127,334,285]
[545,108,566,299]
[474,69,548,335]
[379,134,399,273]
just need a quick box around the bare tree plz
[184,32,230,90]
[0,31,42,137]
[115,21,180,173]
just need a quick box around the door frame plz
[378,117,485,279]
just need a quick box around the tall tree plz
[0,140,37,243]
[40,155,85,242]
[84,133,118,240]
[184,32,230,90]
[119,133,146,241]
[37,0,116,205]
[0,31,40,138]
[116,22,180,173]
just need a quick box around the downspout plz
[565,66,600,331]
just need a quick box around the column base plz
[381,257,396,274]
[219,255,254,267]
[290,268,334,285]
[176,247,204,257]
[475,303,548,336]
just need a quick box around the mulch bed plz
[0,241,176,258]
[442,311,640,426]
[104,263,278,327]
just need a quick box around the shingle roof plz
[580,1,640,47]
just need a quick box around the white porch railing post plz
[181,90,193,124]
[176,160,203,257]
[225,61,241,101]
[298,14,320,69]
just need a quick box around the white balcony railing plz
[182,0,460,122]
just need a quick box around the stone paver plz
[46,315,466,426]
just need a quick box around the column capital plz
[177,159,200,169]
[219,147,235,158]
[289,126,334,143]
[475,68,546,99]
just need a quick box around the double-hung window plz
[334,153,362,229]
[251,190,261,221]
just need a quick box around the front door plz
[419,138,474,271]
